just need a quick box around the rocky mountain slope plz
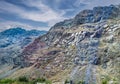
[1,5,120,84]
[0,28,47,79]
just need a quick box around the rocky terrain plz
[0,28,47,79]
[0,5,120,84]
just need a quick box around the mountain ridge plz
[50,4,120,31]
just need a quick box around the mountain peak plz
[50,4,120,31]
[0,27,47,37]
[0,27,26,36]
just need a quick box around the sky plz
[0,0,119,31]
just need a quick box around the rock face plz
[1,5,120,84]
[18,19,120,84]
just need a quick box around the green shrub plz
[18,76,29,82]
[34,77,46,83]
[77,80,85,84]
[0,79,14,84]
[45,80,52,84]
[102,79,108,84]
[30,78,51,84]
[64,79,69,84]
[0,77,51,84]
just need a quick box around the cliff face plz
[5,5,120,84]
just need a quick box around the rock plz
[92,56,101,65]
[103,24,109,28]
[47,50,60,55]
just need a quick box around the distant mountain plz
[0,28,26,36]
[0,28,47,79]
[0,27,47,48]
[0,27,47,38]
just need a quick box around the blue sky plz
[0,0,119,31]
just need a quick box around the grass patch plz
[0,77,51,84]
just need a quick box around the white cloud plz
[0,1,24,14]
[0,0,67,27]
[74,0,90,7]
[74,0,120,10]
[21,0,68,26]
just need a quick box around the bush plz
[0,79,14,84]
[0,77,51,84]
[30,78,51,84]
[18,76,29,82]
[64,79,69,84]
[77,80,85,84]
[102,79,108,84]
[34,77,46,83]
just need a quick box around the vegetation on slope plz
[0,76,51,84]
